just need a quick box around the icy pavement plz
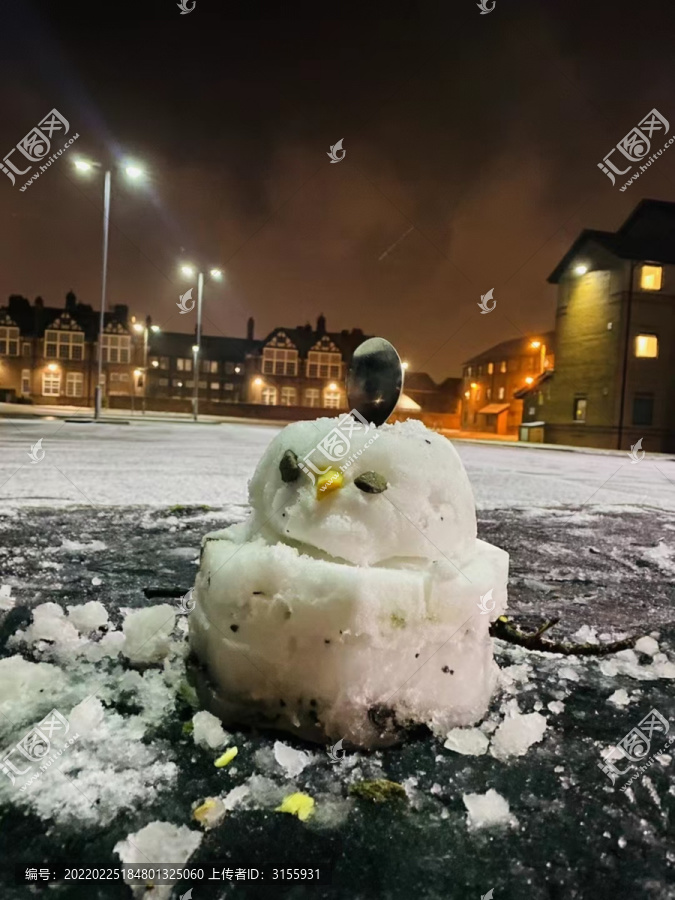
[1,502,674,899]
[1,417,675,511]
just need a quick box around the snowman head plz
[248,415,477,567]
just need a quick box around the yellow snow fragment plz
[214,746,238,768]
[316,468,343,500]
[275,791,315,821]
[193,797,225,828]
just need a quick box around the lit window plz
[497,387,505,400]
[44,329,84,360]
[499,361,506,373]
[324,389,341,409]
[634,334,658,358]
[573,397,587,422]
[0,325,19,356]
[280,386,297,406]
[66,372,84,397]
[42,371,61,396]
[305,388,321,407]
[487,362,494,375]
[261,386,277,405]
[308,350,341,379]
[262,347,298,376]
[21,369,31,394]
[210,381,220,391]
[464,391,470,399]
[640,265,662,291]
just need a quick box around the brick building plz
[460,333,555,435]
[0,292,141,406]
[542,198,675,452]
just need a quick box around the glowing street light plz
[132,322,144,333]
[254,377,263,386]
[73,156,147,419]
[574,264,588,275]
[180,263,224,421]
[402,361,409,370]
[470,382,478,389]
[530,340,541,349]
[525,377,534,385]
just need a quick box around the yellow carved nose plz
[316,468,344,500]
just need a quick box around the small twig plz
[490,616,636,656]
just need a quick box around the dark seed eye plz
[354,471,388,493]
[279,449,301,482]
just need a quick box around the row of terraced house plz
[0,299,461,421]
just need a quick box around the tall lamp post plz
[132,320,160,413]
[73,158,145,420]
[180,264,223,422]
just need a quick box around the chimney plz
[113,303,128,323]
[247,316,254,340]
[65,290,77,312]
[317,313,326,334]
[34,296,44,309]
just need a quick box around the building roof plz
[259,320,371,359]
[147,330,260,362]
[402,371,438,392]
[462,332,555,367]
[513,368,554,398]
[1,294,129,339]
[548,199,675,283]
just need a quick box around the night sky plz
[1,0,675,379]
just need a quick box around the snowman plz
[189,341,508,748]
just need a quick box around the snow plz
[490,709,548,759]
[192,710,231,750]
[67,600,109,632]
[444,727,489,756]
[608,689,631,707]
[462,788,518,830]
[0,584,14,611]
[114,821,202,900]
[0,418,674,511]
[122,604,176,664]
[635,636,660,656]
[273,740,313,776]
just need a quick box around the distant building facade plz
[0,292,142,406]
[542,199,675,452]
[461,333,555,435]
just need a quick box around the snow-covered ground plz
[1,417,674,511]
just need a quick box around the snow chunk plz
[635,636,659,657]
[490,710,548,759]
[192,710,230,750]
[571,624,599,645]
[222,783,251,811]
[122,605,176,663]
[15,602,81,648]
[67,601,109,633]
[608,689,630,707]
[59,539,107,552]
[444,727,489,756]
[558,666,580,682]
[0,584,15,611]
[0,656,66,730]
[115,821,202,900]
[68,696,105,737]
[547,700,565,714]
[462,788,518,831]
[273,740,312,777]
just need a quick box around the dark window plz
[632,394,654,427]
[573,397,587,422]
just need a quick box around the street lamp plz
[73,157,145,420]
[180,263,224,421]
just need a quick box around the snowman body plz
[189,416,508,748]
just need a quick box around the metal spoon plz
[346,337,404,426]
